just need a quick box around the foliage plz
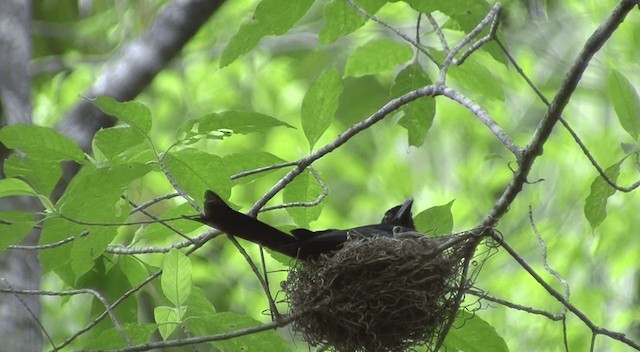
[2,0,640,351]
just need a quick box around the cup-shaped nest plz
[283,235,469,352]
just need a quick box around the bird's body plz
[198,191,415,260]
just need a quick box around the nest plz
[282,234,474,352]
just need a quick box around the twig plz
[440,4,502,83]
[230,161,297,180]
[1,279,56,348]
[466,288,562,320]
[0,284,132,349]
[528,206,569,315]
[50,271,162,351]
[85,313,301,352]
[440,87,522,157]
[129,193,180,214]
[261,167,328,211]
[478,0,639,230]
[495,38,640,192]
[490,232,640,350]
[344,0,438,65]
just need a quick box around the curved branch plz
[479,0,638,229]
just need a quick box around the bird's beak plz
[394,198,414,221]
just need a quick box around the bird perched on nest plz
[197,190,416,260]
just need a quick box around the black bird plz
[198,190,415,260]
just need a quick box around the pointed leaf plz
[0,124,85,163]
[0,211,35,254]
[414,200,455,235]
[584,161,622,229]
[0,177,54,210]
[93,125,149,161]
[154,306,180,340]
[4,154,62,196]
[301,68,343,150]
[391,63,436,146]
[608,70,640,141]
[223,152,286,185]
[162,249,192,307]
[345,39,413,78]
[444,310,509,352]
[284,170,325,228]
[204,312,290,351]
[220,0,314,67]
[197,111,294,135]
[163,148,232,203]
[319,0,386,44]
[91,96,152,135]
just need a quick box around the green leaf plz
[137,202,202,242]
[220,0,314,67]
[284,170,325,228]
[4,154,62,196]
[206,312,291,351]
[0,124,85,163]
[0,177,54,210]
[91,96,152,135]
[345,39,413,78]
[83,323,156,349]
[45,163,151,279]
[154,306,180,340]
[391,63,436,147]
[584,160,622,229]
[0,211,35,254]
[319,0,386,44]
[197,111,294,135]
[92,125,150,162]
[414,200,455,235]
[448,57,504,101]
[163,148,232,203]
[0,177,39,198]
[301,68,343,150]
[223,152,286,185]
[162,249,192,307]
[608,70,640,141]
[183,286,218,335]
[400,0,506,65]
[444,310,510,352]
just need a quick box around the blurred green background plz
[29,0,640,350]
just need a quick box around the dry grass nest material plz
[283,234,469,352]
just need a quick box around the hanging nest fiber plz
[282,233,477,352]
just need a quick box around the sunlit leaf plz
[584,160,622,229]
[93,125,149,161]
[91,96,152,135]
[301,68,343,150]
[345,39,413,78]
[0,177,54,210]
[608,70,640,141]
[319,0,386,44]
[414,199,455,235]
[83,323,156,349]
[223,152,286,185]
[284,170,325,228]
[4,154,62,196]
[0,211,35,254]
[162,249,192,307]
[154,306,180,340]
[163,148,232,203]
[220,0,314,67]
[0,124,85,163]
[444,310,510,351]
[197,111,294,135]
[391,63,436,147]
[207,312,291,351]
